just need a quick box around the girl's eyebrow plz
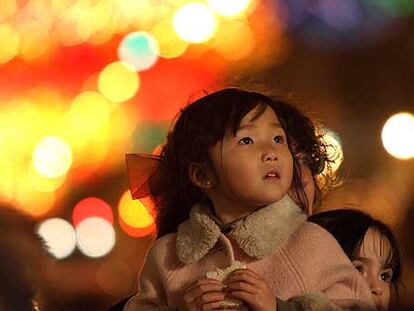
[238,121,283,131]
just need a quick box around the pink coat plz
[124,196,375,311]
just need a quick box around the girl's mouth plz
[264,172,280,179]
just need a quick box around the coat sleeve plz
[123,237,176,311]
[284,222,376,311]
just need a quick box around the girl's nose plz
[262,149,278,162]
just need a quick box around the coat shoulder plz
[288,221,346,256]
[285,221,358,287]
[144,233,180,270]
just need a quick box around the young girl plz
[308,209,402,311]
[124,88,375,311]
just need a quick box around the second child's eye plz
[380,270,393,283]
[380,273,391,283]
[239,137,254,144]
[274,135,285,144]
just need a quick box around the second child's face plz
[208,105,294,212]
[352,228,393,311]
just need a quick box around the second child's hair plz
[152,88,333,238]
[308,209,402,305]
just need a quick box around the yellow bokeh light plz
[24,0,54,30]
[151,19,189,58]
[0,23,20,64]
[122,1,171,31]
[69,91,111,133]
[50,0,75,17]
[28,164,66,193]
[118,191,154,228]
[173,2,217,44]
[33,136,73,179]
[98,61,140,103]
[382,112,414,160]
[77,128,110,168]
[207,0,252,17]
[56,8,90,46]
[90,2,112,32]
[0,160,17,204]
[214,19,255,61]
[13,180,56,218]
[0,0,17,23]
[18,21,50,61]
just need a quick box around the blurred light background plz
[0,0,413,309]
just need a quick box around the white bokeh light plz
[322,130,344,172]
[208,0,252,16]
[33,136,73,178]
[76,217,116,258]
[117,31,159,71]
[173,3,217,43]
[37,218,76,259]
[382,112,414,160]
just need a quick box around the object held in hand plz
[206,261,246,309]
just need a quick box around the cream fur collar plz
[176,195,307,264]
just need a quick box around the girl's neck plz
[212,202,264,225]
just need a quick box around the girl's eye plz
[353,263,366,277]
[239,137,254,144]
[274,135,285,144]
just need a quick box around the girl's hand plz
[225,269,277,311]
[183,278,226,311]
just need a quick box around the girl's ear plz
[188,163,214,189]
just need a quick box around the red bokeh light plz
[72,197,113,227]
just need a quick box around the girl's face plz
[207,105,294,215]
[352,228,393,311]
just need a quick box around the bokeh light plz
[76,217,116,258]
[73,197,113,227]
[69,91,112,133]
[322,129,344,172]
[32,136,73,179]
[382,112,414,159]
[14,181,56,218]
[118,191,155,238]
[37,218,76,259]
[151,19,189,59]
[0,23,20,63]
[361,0,414,16]
[173,3,217,44]
[98,61,140,103]
[28,165,66,192]
[0,0,17,23]
[213,19,255,61]
[18,21,50,61]
[208,0,252,17]
[118,31,159,71]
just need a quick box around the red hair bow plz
[125,154,162,200]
